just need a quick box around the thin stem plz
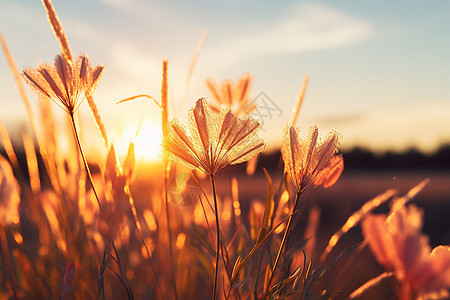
[211,174,220,300]
[161,59,178,300]
[111,241,134,300]
[69,112,101,209]
[265,191,302,293]
[0,225,18,300]
[164,160,178,300]
[253,244,265,299]
[97,244,109,300]
[70,112,110,299]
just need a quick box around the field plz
[0,1,449,299]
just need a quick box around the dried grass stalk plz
[0,123,20,174]
[86,94,108,147]
[303,205,321,262]
[23,132,41,194]
[41,0,72,61]
[349,271,395,299]
[291,73,309,125]
[320,188,397,263]
[0,29,40,143]
[180,29,207,110]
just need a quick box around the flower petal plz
[192,98,210,150]
[314,154,344,189]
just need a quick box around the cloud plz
[208,3,372,63]
[96,0,172,23]
[315,113,366,126]
[96,0,143,13]
[110,43,162,79]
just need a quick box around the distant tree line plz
[257,144,450,172]
[342,144,450,171]
[2,144,450,181]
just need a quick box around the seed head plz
[281,125,341,193]
[22,53,104,114]
[163,98,265,176]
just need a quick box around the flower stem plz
[210,174,220,300]
[69,112,110,298]
[98,244,109,300]
[164,160,178,300]
[69,112,101,209]
[265,191,301,293]
[111,241,134,300]
[161,59,178,300]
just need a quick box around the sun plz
[115,121,163,163]
[132,122,163,162]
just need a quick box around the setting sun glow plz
[116,121,163,162]
[133,122,163,161]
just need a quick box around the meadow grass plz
[0,1,449,299]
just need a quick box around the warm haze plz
[0,1,449,299]
[1,0,449,160]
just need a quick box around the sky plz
[1,0,449,159]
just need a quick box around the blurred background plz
[1,0,449,224]
[1,1,449,298]
[1,0,450,157]
[1,0,450,235]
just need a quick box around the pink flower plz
[206,73,255,115]
[362,204,450,299]
[163,98,265,176]
[281,125,341,193]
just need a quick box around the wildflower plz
[0,155,20,224]
[164,98,265,299]
[267,126,340,290]
[281,125,341,193]
[22,53,104,114]
[362,203,450,299]
[163,98,265,176]
[206,73,255,115]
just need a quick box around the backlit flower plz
[362,203,450,299]
[206,73,255,115]
[163,98,265,176]
[22,53,104,114]
[281,125,341,193]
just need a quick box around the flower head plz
[22,53,104,114]
[281,125,341,193]
[362,203,450,298]
[206,73,255,115]
[163,98,265,176]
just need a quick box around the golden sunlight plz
[116,121,163,162]
[133,122,163,161]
